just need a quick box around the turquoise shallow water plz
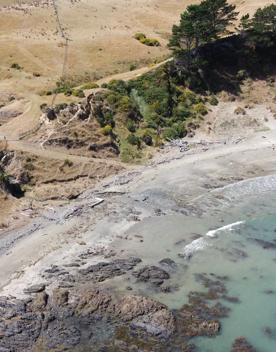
[193,211,276,352]
[113,177,276,351]
[183,190,276,352]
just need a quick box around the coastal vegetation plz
[89,2,275,162]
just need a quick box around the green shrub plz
[63,159,73,167]
[178,88,202,106]
[163,122,186,140]
[101,125,113,135]
[209,95,219,106]
[126,119,137,133]
[127,134,141,148]
[81,82,99,90]
[134,33,146,41]
[72,89,85,98]
[107,80,129,95]
[193,102,208,116]
[174,103,192,120]
[118,96,132,111]
[134,33,160,47]
[106,93,119,106]
[120,141,142,163]
[141,38,160,47]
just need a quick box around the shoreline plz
[1,118,276,296]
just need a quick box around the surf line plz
[181,220,245,259]
[206,221,245,238]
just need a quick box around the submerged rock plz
[231,337,257,352]
[132,265,170,286]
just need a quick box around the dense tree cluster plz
[169,0,276,64]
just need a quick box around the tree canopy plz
[169,0,238,56]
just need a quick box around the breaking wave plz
[181,220,245,259]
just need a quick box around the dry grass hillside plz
[0,0,272,94]
[0,0,274,228]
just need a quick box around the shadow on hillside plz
[174,33,276,95]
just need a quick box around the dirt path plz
[0,136,125,167]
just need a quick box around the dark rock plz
[79,257,142,282]
[132,266,170,286]
[263,326,276,341]
[250,238,276,250]
[45,108,57,120]
[30,292,48,310]
[231,337,256,352]
[159,258,177,270]
[131,308,175,338]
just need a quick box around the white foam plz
[206,221,245,238]
[181,237,208,258]
[181,220,245,259]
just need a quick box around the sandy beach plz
[1,101,276,296]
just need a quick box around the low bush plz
[72,89,85,98]
[126,119,137,133]
[81,82,99,90]
[120,140,142,163]
[209,95,219,106]
[127,134,141,148]
[101,125,113,135]
[134,33,160,47]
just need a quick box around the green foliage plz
[251,4,276,34]
[126,119,137,133]
[127,134,141,148]
[118,96,132,112]
[81,82,99,90]
[240,5,276,47]
[63,159,73,167]
[106,80,129,95]
[134,33,160,47]
[0,171,8,184]
[193,102,208,115]
[163,122,187,140]
[72,89,85,98]
[101,125,113,135]
[169,0,238,65]
[134,33,146,41]
[209,95,219,105]
[141,38,161,47]
[54,79,74,95]
[120,140,142,163]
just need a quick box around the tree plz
[169,0,238,57]
[252,4,276,34]
[239,5,276,47]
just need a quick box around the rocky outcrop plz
[132,265,170,286]
[0,288,175,351]
[231,337,257,352]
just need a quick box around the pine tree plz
[169,0,238,58]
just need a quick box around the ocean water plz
[115,176,276,351]
[191,212,276,352]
